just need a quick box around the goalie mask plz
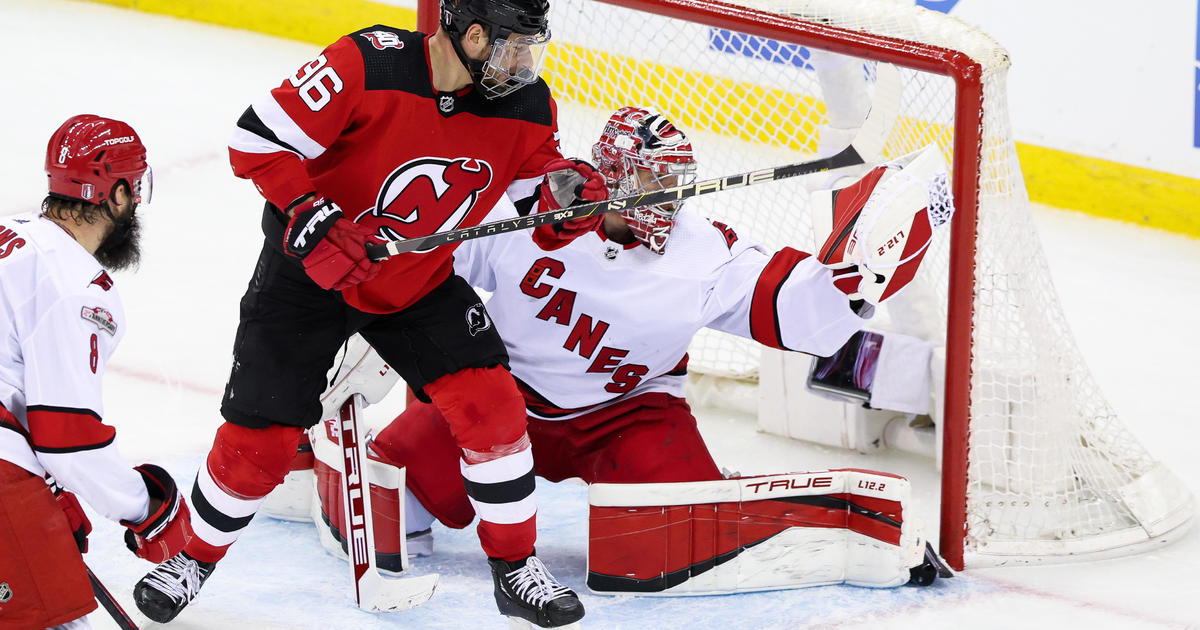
[441,0,550,100]
[591,107,696,254]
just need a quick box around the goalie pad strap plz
[588,469,921,595]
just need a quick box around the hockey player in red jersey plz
[0,115,192,629]
[363,106,953,594]
[133,0,604,626]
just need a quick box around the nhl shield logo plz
[439,95,454,113]
[0,582,11,603]
[466,303,492,336]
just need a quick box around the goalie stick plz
[87,564,139,630]
[366,65,902,261]
[337,394,439,611]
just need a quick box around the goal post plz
[416,0,1193,571]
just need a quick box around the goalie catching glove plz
[532,158,609,251]
[812,144,954,305]
[283,194,382,291]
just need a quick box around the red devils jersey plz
[229,26,562,313]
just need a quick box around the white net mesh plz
[543,0,1193,563]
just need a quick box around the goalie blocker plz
[588,469,948,595]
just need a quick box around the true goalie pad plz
[261,334,401,522]
[812,144,955,305]
[587,469,926,595]
[310,416,410,576]
[319,333,401,422]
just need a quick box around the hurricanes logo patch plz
[711,220,739,250]
[466,303,492,336]
[359,157,493,253]
[90,270,114,291]
[0,582,11,603]
[81,306,117,336]
[360,30,404,50]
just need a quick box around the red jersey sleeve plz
[228,35,367,210]
[506,96,565,209]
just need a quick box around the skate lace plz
[507,556,571,607]
[143,555,205,604]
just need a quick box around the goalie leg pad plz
[310,418,408,575]
[319,333,401,423]
[587,469,925,595]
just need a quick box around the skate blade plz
[507,617,582,630]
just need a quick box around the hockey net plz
[418,0,1194,569]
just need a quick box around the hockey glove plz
[283,194,382,291]
[52,485,92,553]
[122,463,193,563]
[532,158,608,251]
[811,144,953,305]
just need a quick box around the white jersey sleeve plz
[0,213,149,524]
[701,225,867,357]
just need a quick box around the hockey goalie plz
[274,106,954,605]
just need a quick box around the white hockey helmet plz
[591,107,696,254]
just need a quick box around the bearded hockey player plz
[132,0,606,625]
[343,107,954,600]
[0,115,191,629]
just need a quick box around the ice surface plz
[3,0,1198,628]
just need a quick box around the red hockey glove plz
[53,486,92,553]
[283,194,381,291]
[532,158,608,251]
[122,464,193,563]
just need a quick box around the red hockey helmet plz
[45,114,152,205]
[591,107,696,254]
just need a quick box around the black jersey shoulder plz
[349,26,432,96]
[455,78,554,127]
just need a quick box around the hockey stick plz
[366,64,901,261]
[86,564,139,630]
[337,393,439,611]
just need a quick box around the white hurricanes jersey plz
[454,198,867,420]
[0,211,148,524]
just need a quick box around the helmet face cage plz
[591,107,696,254]
[478,30,550,99]
[45,114,151,206]
[441,0,550,100]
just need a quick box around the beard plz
[94,210,142,271]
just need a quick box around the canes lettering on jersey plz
[0,227,26,259]
[359,157,494,249]
[519,257,650,395]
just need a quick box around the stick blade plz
[361,573,441,612]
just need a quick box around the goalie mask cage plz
[417,0,1194,570]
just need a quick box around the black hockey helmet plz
[441,0,549,39]
[441,0,551,99]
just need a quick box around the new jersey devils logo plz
[466,303,492,336]
[359,157,493,252]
